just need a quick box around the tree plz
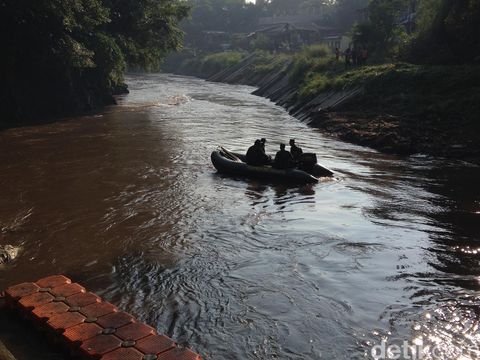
[409,0,480,64]
[351,0,409,59]
[299,0,335,16]
[103,0,189,69]
[0,0,189,126]
[181,0,266,50]
[268,0,301,16]
[333,0,369,31]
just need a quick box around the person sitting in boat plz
[289,139,303,160]
[260,138,267,152]
[273,143,295,170]
[246,139,271,166]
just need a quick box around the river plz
[1,73,479,359]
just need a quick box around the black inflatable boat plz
[211,147,333,184]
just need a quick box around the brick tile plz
[5,275,202,360]
[63,322,103,344]
[96,311,134,329]
[49,283,85,297]
[32,301,69,322]
[157,348,202,360]
[135,335,176,355]
[5,282,39,302]
[36,275,71,288]
[80,334,122,357]
[18,292,54,311]
[100,347,144,360]
[115,322,155,341]
[66,292,100,307]
[81,302,117,318]
[48,311,86,332]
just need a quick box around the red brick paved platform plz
[4,275,201,360]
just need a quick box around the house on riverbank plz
[249,15,341,52]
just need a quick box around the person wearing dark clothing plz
[351,48,357,66]
[260,138,267,152]
[246,140,271,166]
[289,139,303,160]
[274,144,294,170]
[344,47,351,68]
[361,48,368,65]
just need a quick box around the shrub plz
[299,74,332,97]
[200,52,246,76]
[301,44,331,58]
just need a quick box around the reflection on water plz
[0,73,479,359]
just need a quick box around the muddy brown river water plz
[1,74,480,359]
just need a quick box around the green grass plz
[250,51,290,75]
[176,51,247,78]
[289,45,336,84]
[200,52,246,75]
[303,62,480,126]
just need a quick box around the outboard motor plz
[298,153,317,170]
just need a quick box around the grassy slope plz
[301,63,480,126]
[174,51,247,78]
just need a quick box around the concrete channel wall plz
[206,56,361,129]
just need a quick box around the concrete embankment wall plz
[206,56,361,131]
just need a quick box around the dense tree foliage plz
[183,0,261,35]
[352,0,408,59]
[265,0,337,16]
[181,0,352,38]
[0,0,188,126]
[328,0,368,30]
[409,0,480,64]
[351,0,480,64]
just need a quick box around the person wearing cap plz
[246,139,271,166]
[273,143,294,170]
[289,139,303,160]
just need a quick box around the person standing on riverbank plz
[361,48,368,65]
[344,48,352,68]
[351,48,358,66]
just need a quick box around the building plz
[321,35,353,52]
[250,15,340,51]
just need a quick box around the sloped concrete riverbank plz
[178,55,480,163]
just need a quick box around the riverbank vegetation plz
[300,0,480,128]
[165,0,479,159]
[172,46,480,132]
[175,51,247,78]
[0,0,189,128]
